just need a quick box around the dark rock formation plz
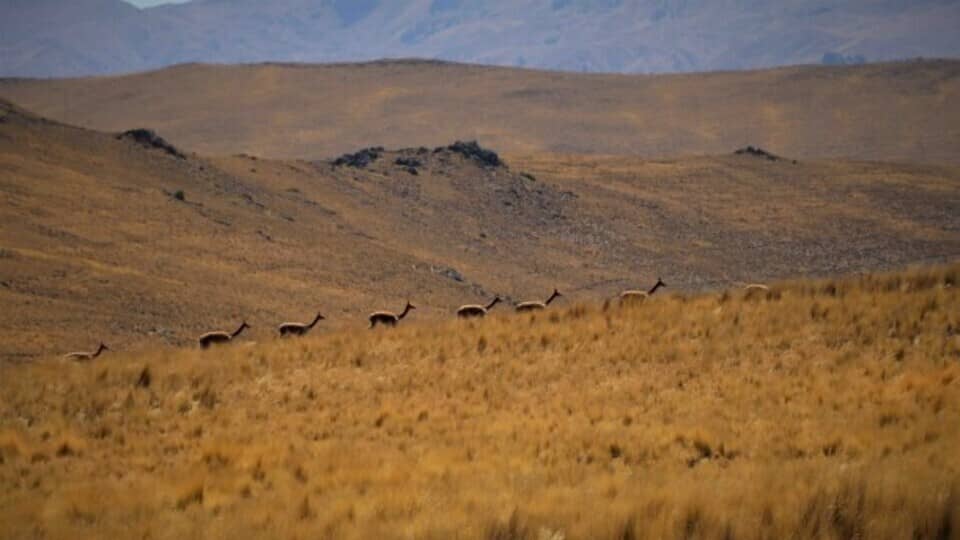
[117,129,185,159]
[439,140,503,168]
[333,147,383,168]
[734,146,780,161]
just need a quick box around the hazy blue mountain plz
[2,0,959,77]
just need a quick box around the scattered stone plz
[734,146,780,161]
[333,147,383,168]
[394,156,423,175]
[432,265,465,283]
[395,157,423,168]
[439,140,503,168]
[117,129,185,159]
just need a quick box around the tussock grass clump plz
[0,264,958,538]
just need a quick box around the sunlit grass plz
[1,264,958,539]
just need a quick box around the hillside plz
[1,60,958,163]
[1,99,959,360]
[1,264,958,538]
[2,0,960,77]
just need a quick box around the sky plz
[124,0,191,7]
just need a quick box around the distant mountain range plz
[2,0,960,77]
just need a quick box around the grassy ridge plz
[1,264,959,539]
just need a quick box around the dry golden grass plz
[2,264,958,539]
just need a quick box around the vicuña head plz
[456,296,501,318]
[515,289,562,312]
[63,342,109,361]
[278,311,325,337]
[198,320,250,349]
[369,301,416,328]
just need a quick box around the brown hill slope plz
[1,100,959,360]
[1,60,958,163]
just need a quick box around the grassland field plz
[2,59,960,539]
[1,264,958,539]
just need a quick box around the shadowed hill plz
[1,60,959,163]
[1,99,959,360]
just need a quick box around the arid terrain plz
[1,59,958,163]
[1,57,960,539]
[1,264,958,538]
[1,98,958,360]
